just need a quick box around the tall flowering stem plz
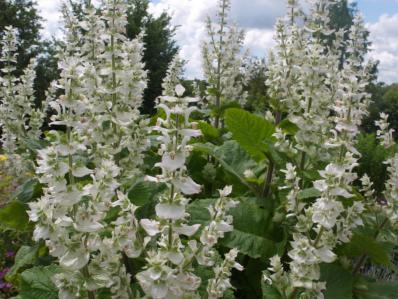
[138,84,241,298]
[0,26,46,179]
[28,2,148,298]
[264,1,374,298]
[202,0,248,128]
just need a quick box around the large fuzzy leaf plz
[321,264,354,299]
[221,230,276,259]
[225,108,275,161]
[0,201,30,230]
[7,246,38,278]
[221,199,278,260]
[340,234,391,266]
[13,179,43,203]
[354,281,398,299]
[19,265,61,299]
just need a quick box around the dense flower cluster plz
[0,26,46,179]
[264,1,374,297]
[202,0,249,126]
[138,84,241,298]
[28,1,148,297]
[3,0,397,298]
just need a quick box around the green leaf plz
[221,199,277,260]
[354,281,398,299]
[7,246,38,278]
[320,264,354,299]
[198,121,220,140]
[340,234,390,266]
[13,179,43,203]
[213,141,258,194]
[19,265,61,299]
[221,230,276,259]
[0,201,30,230]
[128,180,165,206]
[278,119,299,135]
[25,138,49,153]
[187,198,215,225]
[298,188,321,200]
[225,108,275,161]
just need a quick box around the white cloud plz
[37,0,63,39]
[148,0,282,78]
[367,14,398,83]
[36,0,398,83]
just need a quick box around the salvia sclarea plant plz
[1,0,398,298]
[0,26,47,181]
[25,1,240,298]
[201,0,249,128]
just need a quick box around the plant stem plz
[288,288,298,299]
[262,112,282,198]
[82,266,96,299]
[214,0,226,129]
[262,160,274,198]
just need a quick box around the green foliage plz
[354,280,398,299]
[221,199,277,260]
[321,264,354,299]
[225,108,275,161]
[356,133,391,194]
[363,83,398,135]
[19,265,61,299]
[126,0,179,114]
[0,201,30,231]
[7,246,39,279]
[340,234,391,266]
[13,179,42,203]
[298,187,321,200]
[128,179,165,206]
[0,0,42,74]
[244,59,270,114]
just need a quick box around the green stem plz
[82,266,96,299]
[262,112,282,198]
[214,0,226,129]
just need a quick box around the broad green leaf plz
[221,230,276,259]
[221,199,277,260]
[187,198,215,225]
[128,180,165,206]
[19,265,61,299]
[198,121,220,140]
[7,246,38,278]
[13,178,43,203]
[320,264,354,299]
[340,234,390,266]
[25,138,49,153]
[354,281,398,299]
[0,201,30,230]
[213,141,259,194]
[298,188,321,200]
[225,108,275,161]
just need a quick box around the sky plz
[36,0,398,83]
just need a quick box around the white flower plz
[59,249,90,270]
[140,219,161,236]
[157,152,185,172]
[155,203,186,220]
[173,176,202,195]
[175,84,185,97]
[312,198,344,229]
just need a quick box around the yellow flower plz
[0,155,8,162]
